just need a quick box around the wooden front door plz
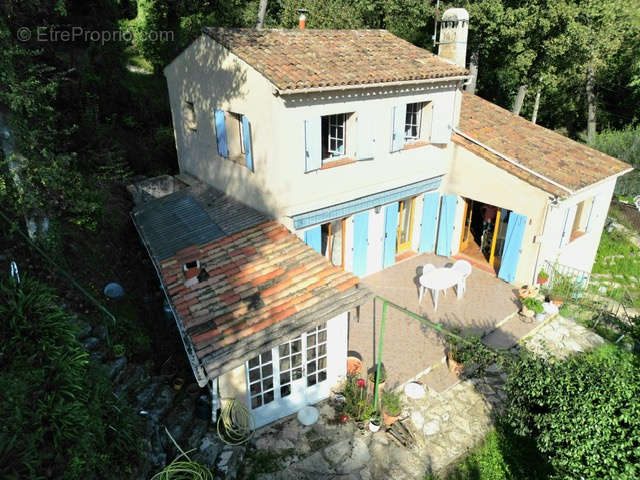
[459,198,474,251]
[396,197,416,253]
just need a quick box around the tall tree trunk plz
[512,84,528,115]
[586,65,597,144]
[531,90,541,124]
[467,49,479,94]
[256,0,268,29]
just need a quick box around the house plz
[133,8,631,428]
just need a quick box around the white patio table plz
[419,267,464,310]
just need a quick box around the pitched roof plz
[202,28,468,92]
[132,178,371,382]
[456,93,632,196]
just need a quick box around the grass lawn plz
[429,422,551,480]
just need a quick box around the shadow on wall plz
[171,37,289,218]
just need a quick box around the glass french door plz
[396,197,416,253]
[246,323,329,427]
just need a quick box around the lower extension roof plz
[132,178,372,384]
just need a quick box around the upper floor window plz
[322,113,354,161]
[214,109,254,171]
[184,101,197,131]
[405,103,422,141]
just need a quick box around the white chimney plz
[438,8,469,69]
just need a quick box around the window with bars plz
[321,113,349,160]
[404,102,423,141]
[247,351,274,409]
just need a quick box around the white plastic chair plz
[419,264,437,302]
[451,260,472,296]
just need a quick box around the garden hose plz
[216,398,255,445]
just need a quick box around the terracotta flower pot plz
[347,356,362,376]
[537,276,548,285]
[382,410,400,426]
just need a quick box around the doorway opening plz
[458,198,509,273]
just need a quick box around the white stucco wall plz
[164,35,280,215]
[538,179,617,274]
[166,37,461,219]
[272,85,458,218]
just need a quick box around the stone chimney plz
[437,8,469,69]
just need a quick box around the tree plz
[505,345,640,479]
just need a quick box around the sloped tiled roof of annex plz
[455,93,632,196]
[202,28,469,92]
[132,179,371,381]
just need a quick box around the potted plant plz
[521,297,543,318]
[537,269,549,285]
[381,390,402,426]
[549,293,564,307]
[368,366,387,393]
[368,411,382,432]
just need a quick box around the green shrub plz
[0,277,140,479]
[522,297,544,313]
[505,345,640,479]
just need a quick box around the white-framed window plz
[247,351,275,409]
[321,113,355,161]
[183,101,197,131]
[405,102,423,141]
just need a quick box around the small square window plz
[184,101,197,131]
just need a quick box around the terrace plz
[348,253,539,389]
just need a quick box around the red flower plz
[340,414,348,423]
[357,379,366,388]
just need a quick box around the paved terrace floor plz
[348,253,521,388]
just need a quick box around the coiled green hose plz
[216,398,255,445]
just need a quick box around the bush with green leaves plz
[504,345,640,479]
[0,276,140,479]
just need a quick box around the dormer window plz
[184,101,197,131]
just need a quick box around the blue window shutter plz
[241,115,253,171]
[419,192,440,253]
[436,194,457,257]
[383,203,399,268]
[214,110,228,158]
[498,212,527,284]
[356,113,375,161]
[559,204,578,247]
[352,212,369,276]
[304,118,321,172]
[390,105,406,152]
[430,96,452,144]
[304,225,321,253]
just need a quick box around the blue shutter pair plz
[304,114,376,172]
[214,110,253,171]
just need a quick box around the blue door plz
[383,203,399,268]
[436,194,457,257]
[352,212,369,276]
[498,212,527,283]
[419,192,440,253]
[304,225,321,253]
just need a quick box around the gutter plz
[130,211,210,387]
[453,128,574,196]
[276,75,472,96]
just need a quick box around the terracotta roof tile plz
[203,28,468,92]
[457,93,632,195]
